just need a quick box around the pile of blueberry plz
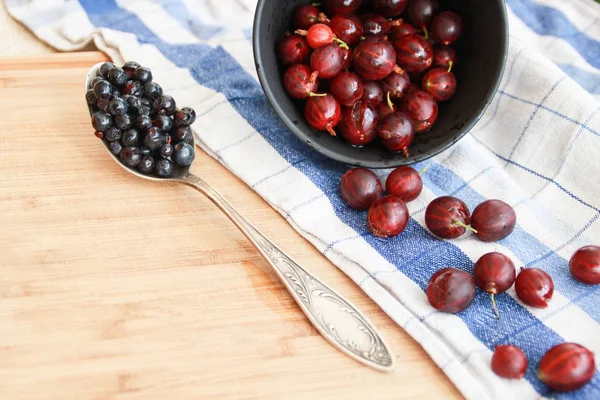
[87,61,196,178]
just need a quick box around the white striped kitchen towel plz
[5,0,600,398]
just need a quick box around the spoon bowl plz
[85,63,395,372]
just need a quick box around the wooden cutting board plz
[0,52,460,400]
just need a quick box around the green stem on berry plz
[386,92,394,112]
[309,92,327,97]
[448,61,454,73]
[312,2,322,6]
[491,294,500,319]
[419,162,431,175]
[452,220,478,233]
[360,36,366,41]
[423,27,429,40]
[333,37,349,49]
[294,29,308,37]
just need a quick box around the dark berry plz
[122,80,143,97]
[160,143,174,158]
[339,168,382,210]
[107,67,127,86]
[133,67,153,83]
[174,108,194,126]
[105,126,122,142]
[85,89,97,105]
[153,115,173,132]
[138,156,155,174]
[173,142,195,166]
[122,61,141,78]
[163,134,172,144]
[90,77,106,89]
[159,95,177,115]
[137,106,151,116]
[181,107,196,124]
[144,127,164,151]
[367,196,409,238]
[112,88,121,98]
[93,80,113,100]
[99,62,115,78]
[141,147,152,157]
[109,141,123,155]
[156,158,174,177]
[94,131,104,139]
[538,343,595,392]
[107,97,128,116]
[144,82,163,99]
[492,345,528,380]
[91,111,113,132]
[122,129,140,146]
[136,114,153,131]
[115,114,133,130]
[141,98,151,108]
[173,125,193,143]
[119,146,142,168]
[427,268,476,313]
[570,245,600,285]
[125,96,142,114]
[96,98,110,112]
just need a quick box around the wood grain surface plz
[0,52,461,400]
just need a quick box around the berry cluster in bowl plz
[277,0,460,156]
[86,62,196,178]
[340,164,600,392]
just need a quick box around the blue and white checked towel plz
[6,0,600,398]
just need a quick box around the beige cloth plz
[0,2,53,56]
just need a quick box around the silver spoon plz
[86,63,394,372]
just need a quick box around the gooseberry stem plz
[312,2,322,6]
[309,92,327,97]
[452,220,478,233]
[448,61,454,73]
[491,293,500,319]
[423,27,429,40]
[333,37,349,49]
[386,92,394,112]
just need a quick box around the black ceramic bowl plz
[253,0,508,168]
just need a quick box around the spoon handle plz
[181,172,394,372]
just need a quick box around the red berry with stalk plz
[305,94,342,136]
[330,71,365,107]
[473,252,516,318]
[385,165,424,202]
[491,345,528,379]
[538,343,596,392]
[400,89,438,133]
[296,23,348,50]
[324,0,362,15]
[353,36,399,80]
[377,111,415,156]
[408,0,439,39]
[569,245,600,285]
[425,196,474,239]
[372,0,408,18]
[427,268,476,313]
[339,100,379,146]
[431,11,463,45]
[361,14,392,36]
[361,80,385,106]
[310,43,347,79]
[283,64,324,99]
[471,199,517,242]
[330,13,364,46]
[432,44,457,71]
[293,5,330,30]
[367,195,410,238]
[381,69,411,100]
[340,168,383,210]
[389,22,418,42]
[514,267,554,308]
[422,67,457,102]
[377,92,396,120]
[393,33,433,74]
[277,34,311,66]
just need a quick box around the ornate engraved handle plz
[182,173,394,372]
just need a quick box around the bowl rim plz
[252,0,510,169]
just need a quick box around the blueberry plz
[138,106,151,116]
[140,98,151,108]
[85,89,97,105]
[122,80,143,97]
[109,141,123,155]
[144,127,164,151]
[91,111,113,132]
[173,142,195,166]
[181,107,196,125]
[105,126,122,142]
[108,97,128,116]
[112,88,121,98]
[144,82,163,99]
[108,67,127,86]
[93,80,113,100]
[94,131,104,139]
[135,115,152,131]
[160,143,174,158]
[141,147,152,157]
[123,61,141,79]
[156,159,173,177]
[122,129,140,146]
[133,67,153,83]
[138,156,155,174]
[173,125,193,143]
[163,134,172,144]
[99,62,116,78]
[153,115,173,132]
[119,146,142,168]
[115,114,133,130]
[126,96,143,112]
[159,95,177,116]
[96,98,110,112]
[90,77,107,88]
